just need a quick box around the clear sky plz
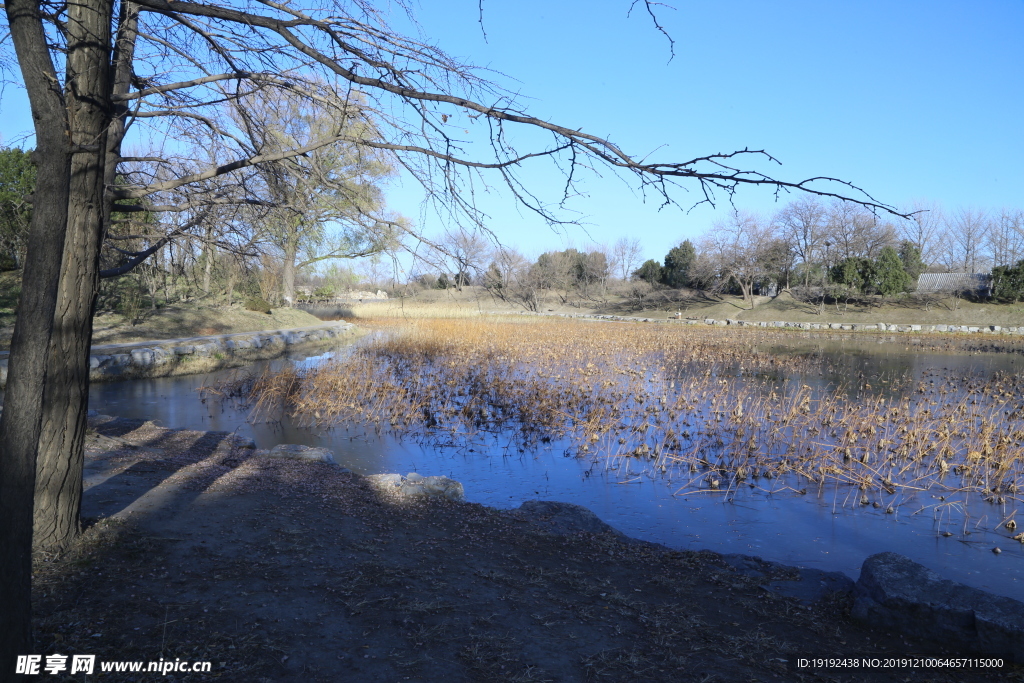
[383,0,1024,263]
[0,0,1021,268]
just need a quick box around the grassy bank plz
[0,296,326,353]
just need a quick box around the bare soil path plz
[32,416,1021,682]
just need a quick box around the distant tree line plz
[629,198,1023,309]
[6,145,1022,314]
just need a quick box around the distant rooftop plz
[916,272,991,294]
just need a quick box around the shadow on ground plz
[32,417,1020,682]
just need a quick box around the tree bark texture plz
[202,224,214,294]
[282,232,298,305]
[33,0,115,553]
[0,0,72,673]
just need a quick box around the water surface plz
[86,336,1024,600]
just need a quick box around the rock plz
[852,552,1024,660]
[267,443,337,464]
[400,475,464,501]
[399,483,422,497]
[424,476,463,500]
[230,435,257,450]
[513,500,624,537]
[764,567,855,606]
[366,473,403,489]
[365,472,464,501]
[130,348,156,366]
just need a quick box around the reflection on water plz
[86,336,1024,600]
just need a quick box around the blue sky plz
[1,0,1021,267]
[383,0,1024,263]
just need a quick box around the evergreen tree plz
[897,240,926,283]
[992,261,1024,302]
[830,257,869,293]
[874,246,912,297]
[632,259,663,284]
[482,262,504,290]
[661,240,696,288]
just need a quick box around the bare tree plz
[825,200,898,261]
[440,227,491,291]
[897,200,944,266]
[355,254,392,290]
[774,197,826,286]
[942,208,991,273]
[700,211,777,309]
[988,209,1024,268]
[235,88,399,305]
[611,236,644,282]
[484,246,540,311]
[0,0,907,667]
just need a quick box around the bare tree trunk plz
[282,234,298,306]
[202,224,214,295]
[33,0,114,554]
[225,258,238,305]
[160,247,169,304]
[0,0,73,671]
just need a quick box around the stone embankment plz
[502,310,1024,335]
[0,321,359,388]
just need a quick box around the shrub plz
[312,285,335,300]
[244,297,272,314]
[993,260,1024,302]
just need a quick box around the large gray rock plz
[267,443,337,464]
[853,552,1024,661]
[513,500,624,537]
[400,474,465,501]
[366,472,464,501]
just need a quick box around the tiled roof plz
[916,273,991,293]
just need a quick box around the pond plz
[86,326,1024,601]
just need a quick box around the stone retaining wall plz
[0,321,359,388]
[499,310,1024,335]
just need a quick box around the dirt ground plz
[28,416,1021,682]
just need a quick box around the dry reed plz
[224,319,1024,530]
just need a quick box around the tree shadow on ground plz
[32,418,1017,683]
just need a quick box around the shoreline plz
[61,413,1024,679]
[0,320,362,388]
